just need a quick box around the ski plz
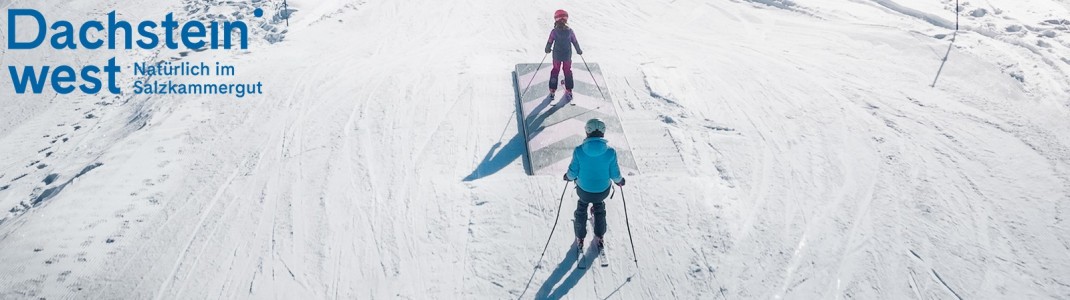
[593,234,608,267]
[576,239,587,269]
[558,79,575,105]
[577,239,606,269]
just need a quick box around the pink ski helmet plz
[554,9,569,22]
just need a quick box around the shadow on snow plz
[534,244,599,300]
[464,91,568,181]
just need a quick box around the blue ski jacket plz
[566,137,623,193]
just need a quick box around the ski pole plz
[579,54,609,102]
[536,181,570,267]
[620,186,639,268]
[519,53,549,101]
[517,181,570,300]
[511,178,564,297]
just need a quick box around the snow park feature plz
[2,0,1070,299]
[512,62,639,176]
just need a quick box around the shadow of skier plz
[462,133,526,181]
[525,96,570,138]
[535,244,600,300]
[463,94,568,181]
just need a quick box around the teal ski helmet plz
[585,118,606,136]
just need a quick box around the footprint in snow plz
[57,271,72,282]
[43,174,59,185]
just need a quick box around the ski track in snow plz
[1,0,1070,299]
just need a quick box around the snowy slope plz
[1,0,1069,299]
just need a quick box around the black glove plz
[563,174,571,181]
[616,177,626,187]
[577,50,583,55]
[545,48,552,54]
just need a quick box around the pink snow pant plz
[549,60,574,91]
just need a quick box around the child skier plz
[564,119,625,251]
[545,9,583,101]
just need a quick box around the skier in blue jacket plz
[564,118,625,250]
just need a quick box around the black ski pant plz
[574,186,609,240]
